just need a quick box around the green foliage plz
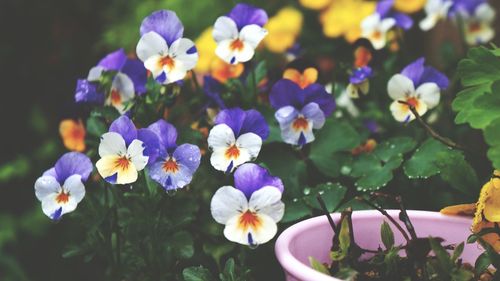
[380,221,395,250]
[309,257,330,275]
[183,266,216,281]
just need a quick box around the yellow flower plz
[195,27,217,74]
[299,0,331,10]
[59,119,86,152]
[264,7,303,53]
[394,0,426,14]
[320,0,376,43]
[211,58,244,83]
[283,67,318,89]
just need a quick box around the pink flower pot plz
[275,210,482,281]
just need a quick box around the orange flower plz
[211,58,244,83]
[351,139,377,155]
[283,67,318,89]
[354,46,373,68]
[59,119,86,152]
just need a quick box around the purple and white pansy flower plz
[147,120,201,191]
[96,115,160,185]
[459,1,496,46]
[136,10,198,85]
[419,0,454,31]
[347,66,373,98]
[388,58,449,123]
[207,108,269,173]
[269,79,335,147]
[361,0,413,50]
[35,152,92,220]
[213,3,268,64]
[210,163,284,246]
[75,49,147,114]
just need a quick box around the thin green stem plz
[190,70,202,93]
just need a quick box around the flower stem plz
[316,194,338,234]
[190,70,201,93]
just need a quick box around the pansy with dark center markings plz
[96,116,160,185]
[269,79,335,147]
[210,163,284,246]
[388,57,449,122]
[213,3,268,64]
[347,66,373,98]
[34,152,92,220]
[136,10,198,84]
[75,49,147,114]
[207,108,269,173]
[453,0,496,46]
[147,120,201,191]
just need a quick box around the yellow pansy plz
[320,0,376,43]
[195,27,217,74]
[394,0,426,14]
[299,0,332,10]
[59,119,86,152]
[264,7,303,53]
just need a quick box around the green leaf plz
[171,231,194,259]
[221,258,236,281]
[429,237,452,271]
[374,137,417,162]
[282,199,312,223]
[351,154,403,191]
[331,218,351,261]
[309,257,330,275]
[436,151,479,195]
[144,169,159,197]
[450,268,474,281]
[474,252,492,275]
[304,183,347,212]
[451,242,464,263]
[334,267,359,280]
[183,266,215,281]
[380,221,395,249]
[86,116,107,138]
[404,139,445,179]
[0,156,30,183]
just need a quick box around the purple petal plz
[109,116,138,146]
[228,3,268,29]
[376,0,394,17]
[393,12,414,30]
[137,128,160,164]
[121,59,147,95]
[148,119,178,153]
[234,163,284,199]
[203,76,226,109]
[303,84,336,117]
[401,58,425,87]
[75,79,105,104]
[97,49,127,71]
[421,66,449,89]
[214,108,246,136]
[140,10,184,45]
[54,152,93,183]
[43,167,57,178]
[239,109,269,140]
[172,144,201,173]
[349,66,373,84]
[269,79,304,110]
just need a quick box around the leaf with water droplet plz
[304,183,347,212]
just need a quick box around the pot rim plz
[274,209,473,281]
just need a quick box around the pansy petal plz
[40,194,62,220]
[388,74,415,100]
[75,79,105,104]
[97,48,127,71]
[301,102,326,129]
[127,139,149,171]
[476,3,496,23]
[275,106,299,126]
[54,152,93,183]
[269,79,303,110]
[224,213,277,245]
[109,116,138,146]
[234,163,284,198]
[228,3,268,29]
[136,32,169,62]
[215,108,246,137]
[203,76,226,109]
[416,82,440,109]
[98,132,127,157]
[140,10,184,45]
[210,186,248,224]
[213,16,239,42]
[239,24,267,49]
[169,38,199,70]
[35,176,61,201]
[172,144,201,173]
[249,186,284,222]
[87,66,104,81]
[63,174,86,205]
[303,84,335,117]
[421,66,449,89]
[137,128,160,164]
[240,109,269,140]
[232,41,255,63]
[393,12,413,30]
[121,59,148,94]
[401,58,425,86]
[208,124,236,150]
[376,0,394,17]
[111,73,135,101]
[148,119,178,153]
[235,133,262,164]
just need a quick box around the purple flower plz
[210,163,284,246]
[34,152,92,220]
[207,108,269,173]
[376,0,414,30]
[147,120,201,191]
[269,79,335,146]
[400,58,449,89]
[136,10,198,84]
[213,3,268,64]
[347,66,373,98]
[75,49,147,114]
[96,116,160,184]
[203,76,226,109]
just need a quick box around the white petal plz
[99,132,127,157]
[248,186,284,222]
[476,3,496,23]
[112,73,135,101]
[40,193,61,219]
[127,139,148,171]
[136,31,168,62]
[347,83,359,98]
[380,18,396,32]
[275,106,299,125]
[416,82,440,109]
[210,148,233,172]
[359,80,370,95]
[144,55,164,78]
[87,66,104,81]
[234,133,262,164]
[165,67,188,84]
[361,14,381,31]
[239,24,267,49]
[233,41,255,63]
[388,74,415,100]
[215,40,236,64]
[35,176,61,201]
[420,15,439,31]
[213,16,239,42]
[208,124,236,151]
[96,155,139,184]
[223,213,278,245]
[390,100,412,122]
[210,186,248,224]
[301,103,326,129]
[63,174,85,204]
[169,38,199,70]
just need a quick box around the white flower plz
[419,0,453,31]
[388,74,440,122]
[213,16,267,64]
[86,67,135,114]
[95,132,149,184]
[463,3,496,46]
[361,14,396,50]
[207,124,262,173]
[136,33,198,84]
[210,186,284,246]
[35,175,85,220]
